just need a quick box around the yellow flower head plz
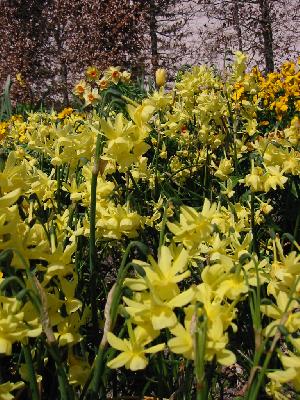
[15,72,26,87]
[121,70,131,83]
[85,66,100,81]
[57,107,73,119]
[97,77,109,91]
[105,66,122,84]
[107,324,164,371]
[73,80,87,97]
[83,87,100,106]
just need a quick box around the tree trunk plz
[258,0,274,72]
[232,0,243,51]
[149,0,159,74]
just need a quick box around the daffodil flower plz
[107,325,164,371]
[268,338,300,391]
[261,291,300,336]
[167,200,217,249]
[125,245,190,301]
[124,287,195,330]
[0,381,24,400]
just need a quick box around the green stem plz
[86,241,148,399]
[89,134,104,337]
[127,170,142,194]
[47,344,74,400]
[195,304,208,400]
[251,192,259,255]
[22,343,40,400]
[203,147,209,192]
[110,241,148,327]
[232,132,239,174]
[39,153,44,171]
[0,149,5,172]
[246,276,300,399]
[56,166,62,214]
[292,211,300,250]
[120,95,139,107]
[85,346,105,400]
[159,200,169,248]
[154,131,161,200]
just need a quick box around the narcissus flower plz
[104,66,122,84]
[86,66,100,81]
[68,352,90,387]
[107,325,164,371]
[73,80,87,97]
[124,287,194,330]
[268,338,300,391]
[125,244,190,301]
[214,158,234,181]
[264,166,288,192]
[0,296,41,355]
[260,291,300,336]
[121,71,131,83]
[15,73,26,87]
[0,381,24,400]
[97,77,109,90]
[83,87,100,106]
[167,199,217,250]
[57,107,73,119]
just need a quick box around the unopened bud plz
[155,68,167,87]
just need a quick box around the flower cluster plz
[73,66,131,106]
[0,54,299,399]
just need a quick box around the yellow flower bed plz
[0,54,299,399]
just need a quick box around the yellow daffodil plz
[167,199,217,250]
[83,87,100,106]
[86,66,100,81]
[107,325,164,371]
[0,381,24,400]
[73,80,87,97]
[261,291,300,337]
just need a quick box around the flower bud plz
[155,68,167,87]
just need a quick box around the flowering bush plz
[0,55,299,399]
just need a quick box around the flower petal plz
[107,332,128,351]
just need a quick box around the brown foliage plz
[0,0,148,106]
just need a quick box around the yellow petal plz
[168,335,192,355]
[151,306,177,330]
[0,188,21,208]
[145,343,165,354]
[129,354,147,371]
[172,248,189,274]
[0,337,12,355]
[107,332,128,351]
[281,355,300,369]
[168,287,195,308]
[267,368,297,383]
[260,305,281,319]
[158,246,172,275]
[107,352,131,369]
[217,349,236,366]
